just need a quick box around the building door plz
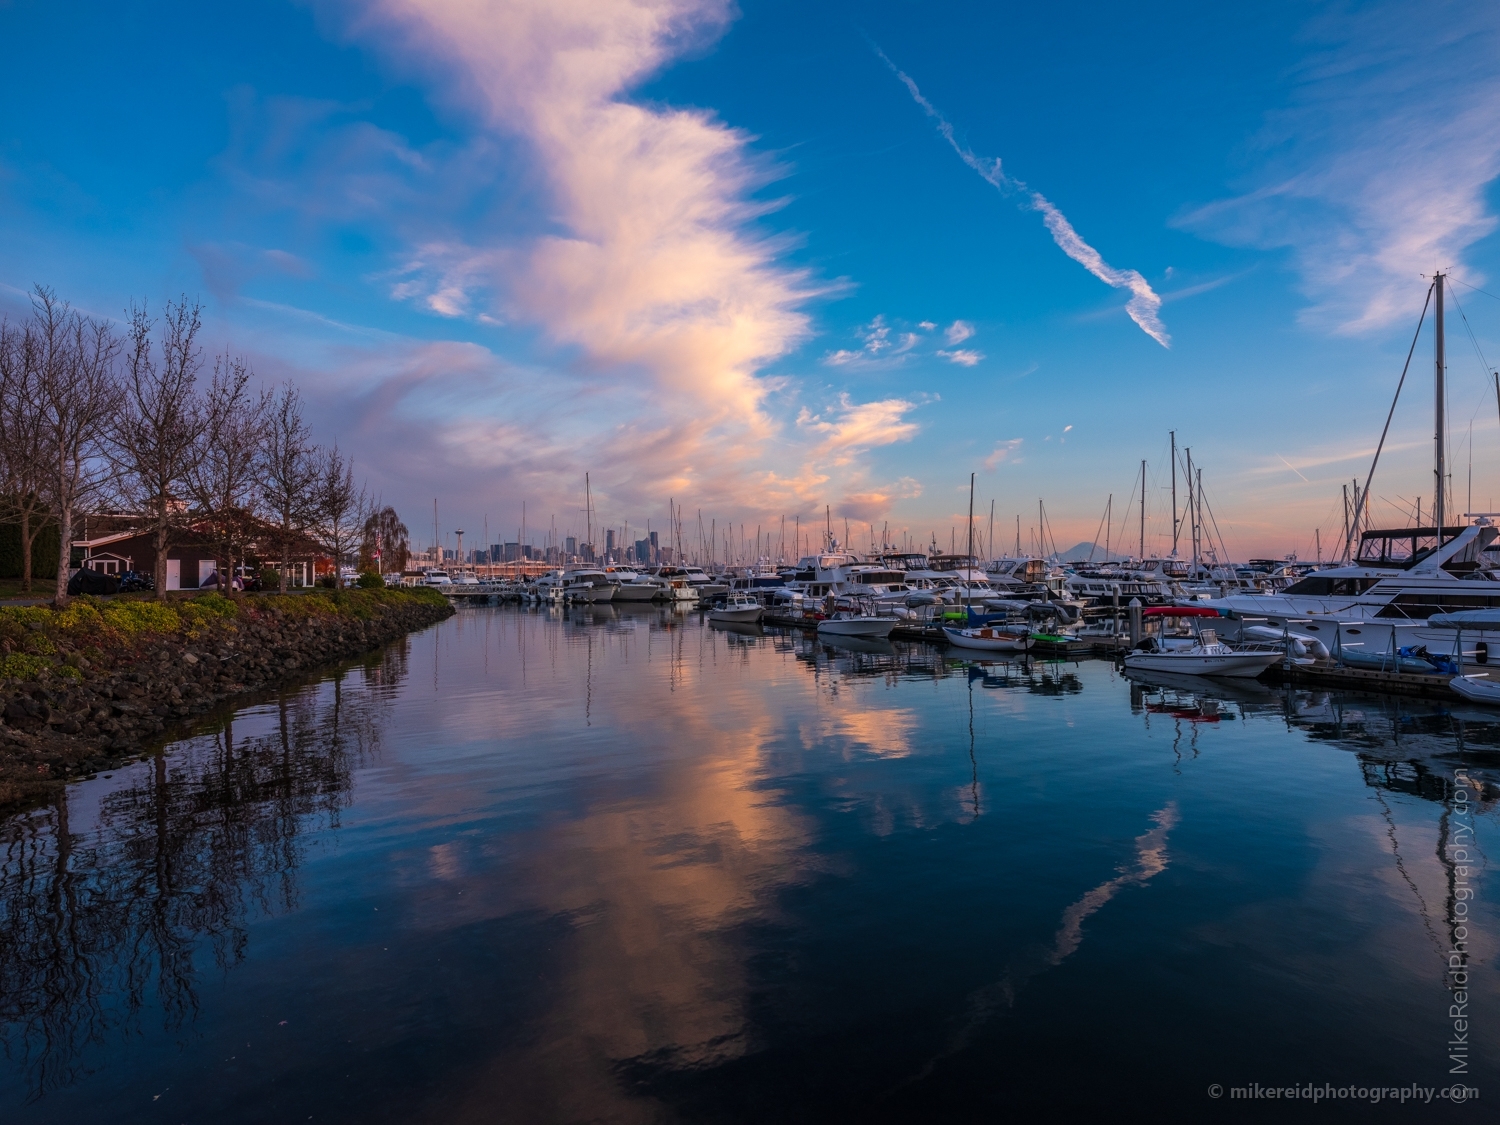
[199,559,218,588]
[166,559,180,591]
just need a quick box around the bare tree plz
[258,384,320,593]
[30,289,122,606]
[187,353,268,596]
[0,314,51,591]
[359,505,409,576]
[112,299,209,601]
[312,444,365,590]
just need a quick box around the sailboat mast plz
[1186,448,1197,572]
[1170,430,1179,557]
[1435,270,1446,538]
[1140,459,1146,560]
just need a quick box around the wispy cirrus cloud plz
[875,46,1170,349]
[1178,1,1500,333]
[944,319,974,345]
[983,438,1023,470]
[797,394,921,466]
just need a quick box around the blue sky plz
[3,0,1499,560]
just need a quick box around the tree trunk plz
[155,502,169,603]
[52,500,72,606]
[19,508,32,594]
[279,524,290,594]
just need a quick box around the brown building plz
[74,528,324,590]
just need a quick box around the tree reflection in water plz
[0,643,404,1098]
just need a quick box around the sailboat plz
[1202,271,1500,657]
[944,472,1034,652]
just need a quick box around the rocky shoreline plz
[0,588,453,813]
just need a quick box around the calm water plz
[2,604,1496,1121]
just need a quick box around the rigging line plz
[1200,483,1232,566]
[1357,282,1434,534]
[1447,286,1498,429]
[1113,471,1141,559]
[1451,276,1500,304]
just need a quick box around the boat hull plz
[1450,674,1500,705]
[612,584,660,602]
[817,617,897,639]
[709,606,764,623]
[1123,651,1280,678]
[942,627,1033,652]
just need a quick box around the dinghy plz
[942,623,1033,652]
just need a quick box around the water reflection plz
[3,607,1497,1119]
[0,646,400,1098]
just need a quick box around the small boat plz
[816,611,898,639]
[709,593,764,624]
[942,624,1033,652]
[1123,629,1281,679]
[1449,674,1500,705]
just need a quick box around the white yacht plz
[1204,521,1500,653]
[604,567,660,602]
[648,566,700,602]
[562,568,616,603]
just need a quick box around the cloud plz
[797,394,921,465]
[944,319,974,345]
[320,0,849,519]
[822,315,919,367]
[1177,1,1500,332]
[918,320,936,331]
[875,46,1170,349]
[983,438,1023,470]
[937,348,983,366]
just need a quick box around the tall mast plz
[1435,270,1446,538]
[1169,430,1179,557]
[1186,447,1197,572]
[1140,459,1146,560]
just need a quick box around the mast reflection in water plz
[0,605,1495,1121]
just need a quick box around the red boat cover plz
[1142,605,1222,617]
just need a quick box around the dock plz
[1262,660,1461,700]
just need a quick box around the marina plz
[5,3,1500,1118]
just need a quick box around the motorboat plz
[563,569,616,603]
[709,593,764,624]
[816,610,898,639]
[1123,629,1281,679]
[606,568,660,602]
[648,567,701,602]
[681,565,729,598]
[942,623,1033,652]
[422,569,452,586]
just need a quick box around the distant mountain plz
[1057,541,1128,563]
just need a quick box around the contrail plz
[876,47,1170,349]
